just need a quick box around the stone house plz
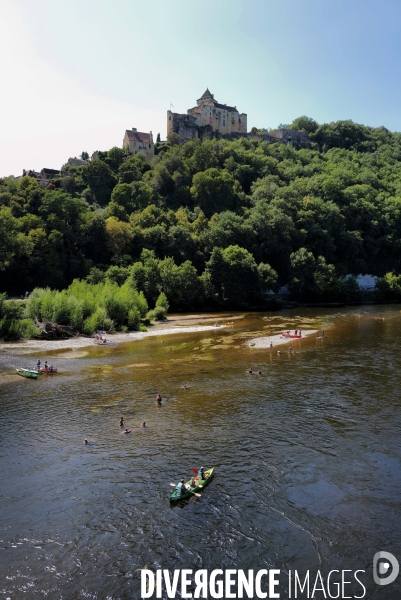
[122,128,154,160]
[66,157,88,167]
[20,168,60,185]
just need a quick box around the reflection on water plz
[1,307,401,599]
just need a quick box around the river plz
[1,306,401,599]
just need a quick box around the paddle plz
[192,468,199,473]
[169,483,201,497]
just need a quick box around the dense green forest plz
[2,116,401,338]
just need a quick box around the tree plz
[258,262,279,293]
[288,248,316,299]
[313,256,341,299]
[288,116,319,134]
[80,151,89,160]
[105,217,133,261]
[191,168,237,217]
[111,183,133,211]
[0,207,32,270]
[81,160,116,206]
[118,156,145,184]
[376,272,401,301]
[167,131,180,145]
[106,146,126,171]
[156,133,161,143]
[204,245,260,306]
[131,181,154,212]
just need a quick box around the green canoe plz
[170,467,214,501]
[16,368,38,379]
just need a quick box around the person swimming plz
[84,439,89,445]
[142,422,146,427]
[123,428,131,434]
[248,368,253,374]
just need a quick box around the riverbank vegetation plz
[1,117,401,338]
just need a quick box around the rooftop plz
[125,130,152,143]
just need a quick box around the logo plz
[373,551,399,586]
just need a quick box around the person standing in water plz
[156,394,162,404]
[119,417,124,427]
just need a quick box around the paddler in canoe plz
[170,467,214,501]
[175,479,190,495]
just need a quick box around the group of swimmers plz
[84,395,163,443]
[120,416,147,434]
[175,467,208,495]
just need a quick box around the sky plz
[1,0,401,177]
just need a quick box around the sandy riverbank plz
[248,329,319,348]
[0,315,232,355]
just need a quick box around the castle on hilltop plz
[166,89,310,148]
[167,89,247,142]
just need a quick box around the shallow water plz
[1,307,401,599]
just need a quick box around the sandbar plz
[249,330,319,348]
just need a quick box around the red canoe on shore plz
[281,333,302,339]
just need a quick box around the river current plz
[1,307,401,599]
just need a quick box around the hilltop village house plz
[168,89,247,143]
[18,168,60,185]
[122,128,154,160]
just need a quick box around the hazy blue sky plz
[1,0,401,176]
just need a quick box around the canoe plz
[94,341,118,346]
[16,368,38,379]
[170,467,214,501]
[25,368,43,375]
[40,367,58,374]
[281,333,302,338]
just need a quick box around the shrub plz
[155,292,169,312]
[147,305,167,321]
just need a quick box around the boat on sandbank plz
[16,368,38,379]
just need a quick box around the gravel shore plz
[0,323,227,355]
